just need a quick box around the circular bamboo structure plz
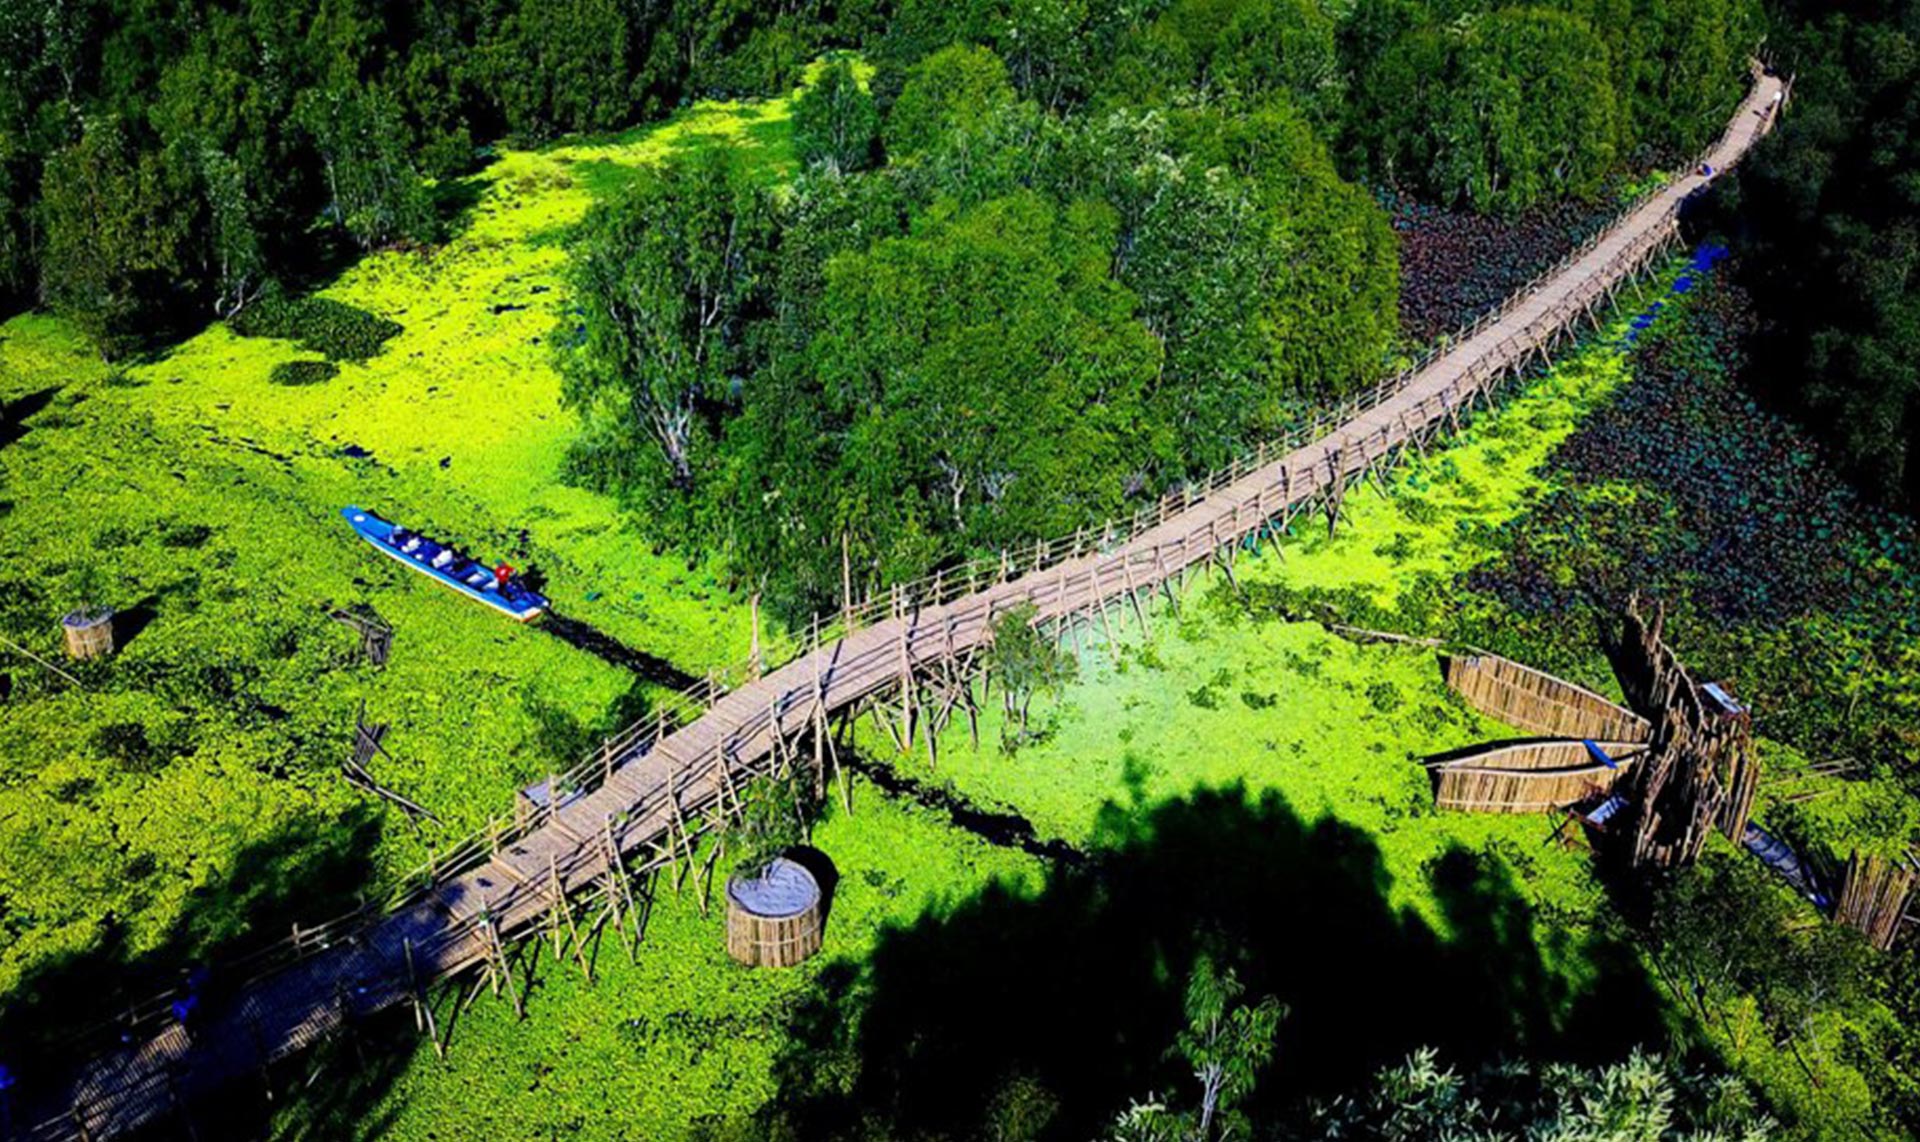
[725,857,823,968]
[61,608,115,660]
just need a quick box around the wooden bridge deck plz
[22,71,1786,1141]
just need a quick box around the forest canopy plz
[0,0,1774,611]
[1716,0,1920,507]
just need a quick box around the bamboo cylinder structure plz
[61,608,115,660]
[725,858,823,968]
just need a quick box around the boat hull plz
[342,507,547,622]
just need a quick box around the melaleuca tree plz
[983,602,1078,751]
[724,771,810,879]
[1169,98,1399,405]
[0,155,32,304]
[559,148,775,499]
[478,0,636,142]
[296,78,434,250]
[197,146,266,318]
[884,44,1016,160]
[807,192,1159,585]
[1723,0,1920,505]
[792,57,878,173]
[1106,957,1286,1142]
[36,116,193,358]
[1349,3,1621,213]
[714,170,909,618]
[1104,0,1344,129]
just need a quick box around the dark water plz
[841,749,1084,866]
[537,613,700,690]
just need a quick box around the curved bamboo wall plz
[1432,739,1645,814]
[1435,763,1623,814]
[1444,653,1649,743]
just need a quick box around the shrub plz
[269,360,340,387]
[232,286,402,362]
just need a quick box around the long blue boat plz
[342,506,548,622]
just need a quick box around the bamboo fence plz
[1432,739,1645,813]
[1834,851,1918,952]
[1442,653,1650,743]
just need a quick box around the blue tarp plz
[1743,822,1831,910]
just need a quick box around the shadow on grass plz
[3,807,395,1132]
[432,175,490,240]
[756,785,1663,1140]
[0,386,60,449]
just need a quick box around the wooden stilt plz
[404,939,445,1059]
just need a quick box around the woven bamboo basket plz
[61,608,115,660]
[725,857,823,968]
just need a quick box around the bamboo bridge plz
[18,70,1788,1141]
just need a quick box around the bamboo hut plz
[1612,598,1761,869]
[61,607,114,660]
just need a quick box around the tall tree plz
[885,44,1016,160]
[560,149,774,494]
[807,192,1160,583]
[197,146,266,318]
[36,116,192,357]
[1723,0,1920,505]
[296,79,434,250]
[1358,6,1621,213]
[792,57,878,173]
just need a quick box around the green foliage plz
[814,192,1155,563]
[1171,957,1287,1141]
[793,58,878,172]
[1341,0,1759,212]
[1721,0,1920,506]
[230,286,403,363]
[478,0,640,142]
[1108,955,1287,1142]
[1106,0,1345,128]
[268,359,340,386]
[560,147,774,494]
[1300,1046,1777,1139]
[37,116,193,357]
[0,0,830,352]
[725,772,811,878]
[884,45,1016,160]
[196,146,267,319]
[984,602,1080,750]
[1651,851,1878,1095]
[296,79,436,250]
[1351,6,1619,213]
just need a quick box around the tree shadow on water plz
[763,785,1664,1140]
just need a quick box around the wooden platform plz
[18,71,1789,1142]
